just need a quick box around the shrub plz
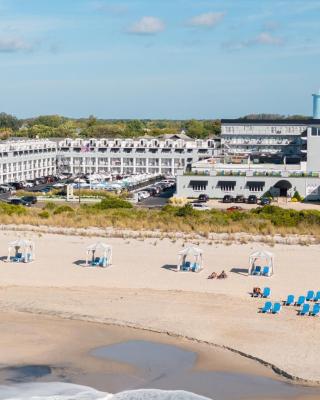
[53,205,75,215]
[176,203,196,217]
[39,211,50,219]
[0,202,27,216]
[43,202,57,211]
[93,197,133,210]
[292,190,303,202]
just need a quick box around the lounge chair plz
[299,303,310,316]
[192,263,200,272]
[12,252,23,262]
[252,266,261,276]
[261,301,272,313]
[262,266,270,276]
[262,287,271,298]
[284,294,295,306]
[91,257,100,266]
[306,290,315,301]
[295,296,305,306]
[314,291,320,302]
[100,257,107,267]
[309,303,320,317]
[182,261,191,271]
[272,302,282,314]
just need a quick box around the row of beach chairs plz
[260,290,320,316]
[284,291,320,305]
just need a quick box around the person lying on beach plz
[252,287,262,297]
[208,272,217,279]
[217,270,228,279]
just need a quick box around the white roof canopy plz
[179,246,203,257]
[249,249,274,276]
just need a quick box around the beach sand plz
[0,230,319,386]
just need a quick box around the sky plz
[0,0,320,119]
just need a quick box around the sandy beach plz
[0,230,319,388]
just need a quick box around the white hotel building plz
[56,136,218,176]
[0,140,57,184]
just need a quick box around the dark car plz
[222,195,233,203]
[9,198,31,207]
[247,195,258,204]
[198,194,209,203]
[39,186,52,193]
[11,182,24,190]
[260,197,271,206]
[235,195,245,203]
[21,195,37,204]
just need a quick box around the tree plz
[125,120,144,135]
[30,115,66,128]
[0,112,21,130]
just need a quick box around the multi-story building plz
[57,135,218,176]
[177,124,320,200]
[0,140,57,184]
[220,119,320,162]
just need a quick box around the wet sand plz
[0,311,320,400]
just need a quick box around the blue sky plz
[0,0,320,119]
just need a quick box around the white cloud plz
[188,12,224,28]
[128,16,165,35]
[223,32,284,51]
[254,32,283,45]
[0,37,33,52]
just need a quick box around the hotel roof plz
[221,119,320,125]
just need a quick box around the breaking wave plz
[0,382,212,400]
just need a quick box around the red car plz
[226,206,243,212]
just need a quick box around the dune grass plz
[0,199,320,237]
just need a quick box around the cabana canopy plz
[249,250,274,276]
[178,246,203,272]
[7,239,35,263]
[86,242,112,267]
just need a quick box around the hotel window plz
[189,180,208,192]
[217,181,236,191]
[247,181,265,192]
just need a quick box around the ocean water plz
[0,382,211,400]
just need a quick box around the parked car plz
[11,182,24,190]
[9,198,31,207]
[227,206,243,212]
[21,195,37,204]
[39,186,52,194]
[192,203,210,210]
[198,194,209,203]
[222,195,233,203]
[247,195,258,204]
[235,195,245,203]
[1,184,16,193]
[260,197,271,206]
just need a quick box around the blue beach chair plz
[91,257,101,266]
[12,252,23,262]
[284,294,295,306]
[295,296,305,306]
[262,266,270,276]
[299,303,310,316]
[252,266,261,275]
[306,290,315,301]
[272,302,282,314]
[261,301,272,313]
[314,291,320,302]
[262,287,271,298]
[309,303,320,316]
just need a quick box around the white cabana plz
[249,250,274,277]
[178,246,203,272]
[86,242,112,268]
[7,239,35,263]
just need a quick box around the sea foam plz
[0,382,212,400]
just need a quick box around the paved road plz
[138,188,175,208]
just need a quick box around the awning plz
[189,180,208,186]
[217,180,236,187]
[246,181,265,189]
